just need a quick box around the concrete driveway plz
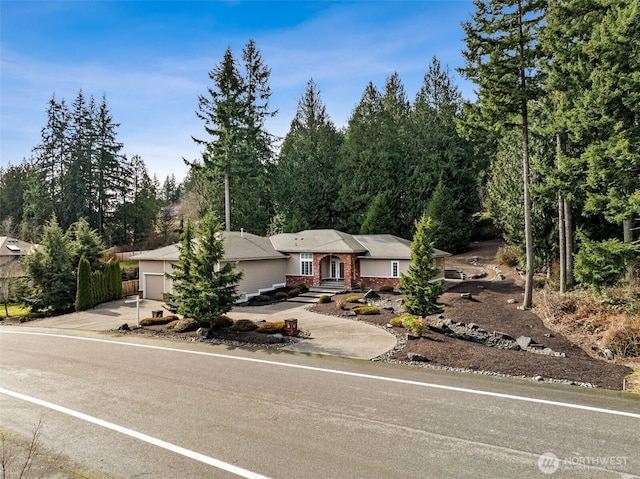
[19,299,397,360]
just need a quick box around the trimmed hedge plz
[257,321,285,334]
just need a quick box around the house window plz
[300,253,313,276]
[391,260,399,278]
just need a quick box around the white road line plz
[0,387,271,479]
[2,330,640,419]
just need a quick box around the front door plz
[330,259,344,280]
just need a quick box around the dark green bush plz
[275,291,289,300]
[318,295,331,304]
[297,284,309,292]
[232,319,258,331]
[254,294,271,302]
[210,315,234,329]
[379,285,394,293]
[288,288,301,297]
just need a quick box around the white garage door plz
[144,274,164,300]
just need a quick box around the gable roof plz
[134,231,287,262]
[353,234,451,259]
[0,237,35,256]
[269,229,367,254]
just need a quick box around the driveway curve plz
[18,299,397,360]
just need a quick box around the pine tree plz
[194,47,246,231]
[459,0,546,308]
[75,256,93,311]
[424,181,469,254]
[23,216,76,313]
[272,79,343,231]
[399,215,445,317]
[166,213,243,326]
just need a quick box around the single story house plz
[134,231,288,302]
[136,229,450,301]
[0,236,35,299]
[270,230,450,290]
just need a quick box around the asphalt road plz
[1,328,639,479]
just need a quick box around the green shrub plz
[166,320,179,329]
[496,245,519,267]
[379,285,394,293]
[358,280,367,291]
[232,319,258,331]
[275,291,289,300]
[405,317,428,336]
[398,314,417,328]
[318,295,331,304]
[297,284,309,292]
[257,321,285,334]
[390,316,405,327]
[210,315,234,329]
[288,287,301,297]
[345,295,360,303]
[352,306,380,315]
[254,294,271,302]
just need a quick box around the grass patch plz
[0,304,30,318]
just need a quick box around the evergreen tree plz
[272,79,343,231]
[69,217,106,272]
[75,256,93,311]
[424,181,469,254]
[166,213,243,326]
[408,58,479,239]
[23,216,76,314]
[459,0,546,308]
[194,47,247,231]
[0,162,30,231]
[336,75,410,236]
[360,191,396,235]
[399,215,445,317]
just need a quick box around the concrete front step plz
[287,288,341,304]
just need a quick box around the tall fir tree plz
[459,0,546,308]
[272,79,343,231]
[194,47,247,231]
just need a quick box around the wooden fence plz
[122,280,140,297]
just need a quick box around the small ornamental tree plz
[399,214,445,317]
[75,256,93,311]
[167,213,243,327]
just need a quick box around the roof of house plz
[133,231,287,262]
[269,229,368,254]
[0,237,35,256]
[135,229,451,263]
[353,234,451,259]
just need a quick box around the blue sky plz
[1,1,476,182]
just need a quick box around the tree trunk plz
[558,192,566,293]
[557,133,566,293]
[522,104,534,309]
[224,150,231,232]
[564,198,573,288]
[623,215,634,282]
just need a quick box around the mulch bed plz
[311,283,632,390]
